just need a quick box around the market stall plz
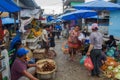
[0,0,21,80]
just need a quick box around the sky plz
[35,0,109,14]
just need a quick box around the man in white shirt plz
[42,25,50,56]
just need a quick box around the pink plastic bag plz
[84,57,94,71]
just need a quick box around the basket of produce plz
[33,49,45,59]
[61,41,69,54]
[101,57,120,79]
[36,59,57,79]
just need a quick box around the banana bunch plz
[31,28,43,37]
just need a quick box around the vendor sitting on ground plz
[105,35,116,48]
[11,48,39,80]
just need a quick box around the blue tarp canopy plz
[2,17,19,24]
[52,19,62,23]
[0,0,20,12]
[59,10,97,20]
[73,0,120,11]
[47,16,55,22]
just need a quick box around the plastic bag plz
[84,57,94,71]
[107,48,114,57]
[80,56,87,64]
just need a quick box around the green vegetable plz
[115,73,120,79]
[108,66,113,70]
[117,65,120,69]
[113,68,119,73]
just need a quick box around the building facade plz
[109,1,120,38]
[64,0,84,11]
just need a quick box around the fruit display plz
[31,28,42,37]
[101,57,120,79]
[27,31,35,39]
[31,20,37,27]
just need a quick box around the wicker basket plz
[36,59,57,79]
[24,47,33,59]
[61,41,69,54]
[33,49,45,59]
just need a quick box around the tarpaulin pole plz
[0,18,4,43]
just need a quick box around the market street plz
[1,0,120,80]
[54,38,105,80]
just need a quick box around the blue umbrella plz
[53,19,62,23]
[87,15,99,19]
[47,16,55,22]
[60,10,97,20]
[2,17,19,24]
[0,0,20,12]
[73,0,120,11]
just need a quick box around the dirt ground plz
[54,38,106,80]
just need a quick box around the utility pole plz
[62,0,65,13]
[17,0,20,20]
[52,10,55,15]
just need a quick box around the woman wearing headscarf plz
[86,23,103,77]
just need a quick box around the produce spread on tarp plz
[99,55,120,80]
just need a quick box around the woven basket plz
[61,41,69,54]
[36,59,56,74]
[36,59,57,79]
[33,49,45,59]
[24,47,33,59]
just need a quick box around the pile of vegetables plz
[101,57,120,79]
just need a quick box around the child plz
[99,45,107,67]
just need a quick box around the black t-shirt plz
[106,39,116,47]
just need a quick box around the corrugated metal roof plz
[14,0,39,9]
[19,0,38,8]
[64,0,84,6]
